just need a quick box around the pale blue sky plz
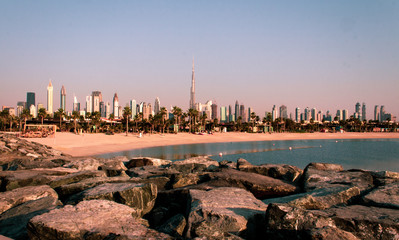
[1,1,398,118]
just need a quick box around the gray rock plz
[62,157,101,171]
[219,160,237,169]
[127,165,179,179]
[264,186,361,210]
[49,170,107,188]
[363,182,399,209]
[0,167,78,191]
[309,226,360,240]
[0,196,60,240]
[0,185,59,214]
[302,163,373,192]
[171,173,201,189]
[239,163,303,183]
[171,156,219,174]
[186,187,267,238]
[371,170,399,186]
[4,157,68,170]
[206,168,299,199]
[236,158,253,169]
[157,214,186,237]
[27,200,172,240]
[67,182,157,217]
[98,158,128,177]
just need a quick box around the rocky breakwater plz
[0,133,398,239]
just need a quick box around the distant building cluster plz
[2,62,397,125]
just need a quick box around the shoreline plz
[27,132,399,157]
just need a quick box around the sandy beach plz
[27,132,399,157]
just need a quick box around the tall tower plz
[60,85,66,111]
[92,91,102,113]
[113,93,119,118]
[361,102,366,121]
[189,58,195,109]
[47,80,53,114]
[154,97,161,114]
[27,92,35,109]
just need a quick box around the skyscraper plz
[272,105,277,121]
[211,103,218,120]
[311,108,317,121]
[105,102,111,119]
[189,58,195,109]
[100,102,105,118]
[361,102,366,121]
[295,107,300,123]
[73,96,80,112]
[304,107,310,121]
[60,85,66,111]
[113,93,119,118]
[235,101,239,121]
[240,104,246,122]
[229,105,234,122]
[154,97,160,115]
[374,105,380,121]
[27,92,35,109]
[130,99,137,119]
[380,105,385,122]
[355,102,361,120]
[343,110,348,120]
[279,105,288,120]
[220,106,227,123]
[85,95,92,114]
[47,80,53,114]
[92,91,102,113]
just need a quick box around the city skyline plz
[1,1,398,118]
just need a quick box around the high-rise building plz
[304,107,310,121]
[362,102,366,121]
[279,105,288,120]
[240,104,246,122]
[142,103,152,120]
[189,58,196,109]
[211,103,218,120]
[113,93,119,118]
[130,100,137,119]
[355,102,361,120]
[343,110,348,120]
[374,105,380,121]
[235,101,239,121]
[100,102,105,118]
[85,95,92,114]
[17,101,26,109]
[29,104,37,118]
[17,105,24,117]
[105,102,111,119]
[73,96,80,112]
[272,105,278,121]
[248,107,252,122]
[229,105,234,122]
[37,103,44,111]
[27,92,35,109]
[311,108,317,121]
[295,107,300,123]
[220,106,227,123]
[92,91,102,113]
[47,80,53,114]
[336,110,342,121]
[60,85,66,111]
[154,97,160,115]
[380,105,386,122]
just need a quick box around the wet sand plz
[27,132,399,157]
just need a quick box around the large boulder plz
[206,168,299,199]
[0,168,78,191]
[265,203,399,239]
[27,200,172,239]
[48,170,107,188]
[170,173,201,189]
[171,156,219,174]
[371,170,399,186]
[0,185,59,214]
[127,165,179,179]
[186,187,268,238]
[2,156,69,170]
[157,214,187,237]
[98,157,128,177]
[363,182,399,209]
[239,163,303,183]
[62,157,101,171]
[264,186,361,210]
[301,163,374,192]
[67,182,157,217]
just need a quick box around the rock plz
[219,160,237,169]
[309,226,360,240]
[62,157,101,171]
[49,170,107,188]
[125,157,154,168]
[236,158,253,169]
[157,214,186,237]
[0,235,13,240]
[127,165,179,179]
[67,182,157,217]
[170,173,201,189]
[206,168,299,199]
[371,170,399,186]
[0,168,78,191]
[171,156,219,174]
[98,158,128,177]
[54,176,131,202]
[26,153,40,158]
[265,203,399,239]
[302,163,373,192]
[186,187,268,238]
[0,185,59,214]
[3,157,68,170]
[140,176,170,191]
[239,164,303,183]
[0,196,60,240]
[27,200,172,239]
[363,182,399,209]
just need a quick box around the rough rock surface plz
[171,156,219,173]
[62,157,101,171]
[157,214,187,237]
[239,163,303,183]
[27,200,171,240]
[67,182,157,217]
[0,185,59,214]
[206,168,299,199]
[264,186,360,210]
[363,182,399,209]
[186,187,267,238]
[49,170,107,188]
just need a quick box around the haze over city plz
[1,1,398,118]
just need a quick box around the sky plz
[1,0,398,119]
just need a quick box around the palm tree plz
[160,107,167,134]
[250,112,257,128]
[72,111,80,134]
[21,109,31,132]
[123,106,132,136]
[188,108,196,133]
[55,108,65,131]
[0,109,9,131]
[172,106,182,125]
[38,108,47,125]
[200,112,207,132]
[91,111,101,133]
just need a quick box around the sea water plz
[97,138,399,172]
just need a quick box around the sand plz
[27,131,399,157]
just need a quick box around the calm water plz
[97,139,399,172]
